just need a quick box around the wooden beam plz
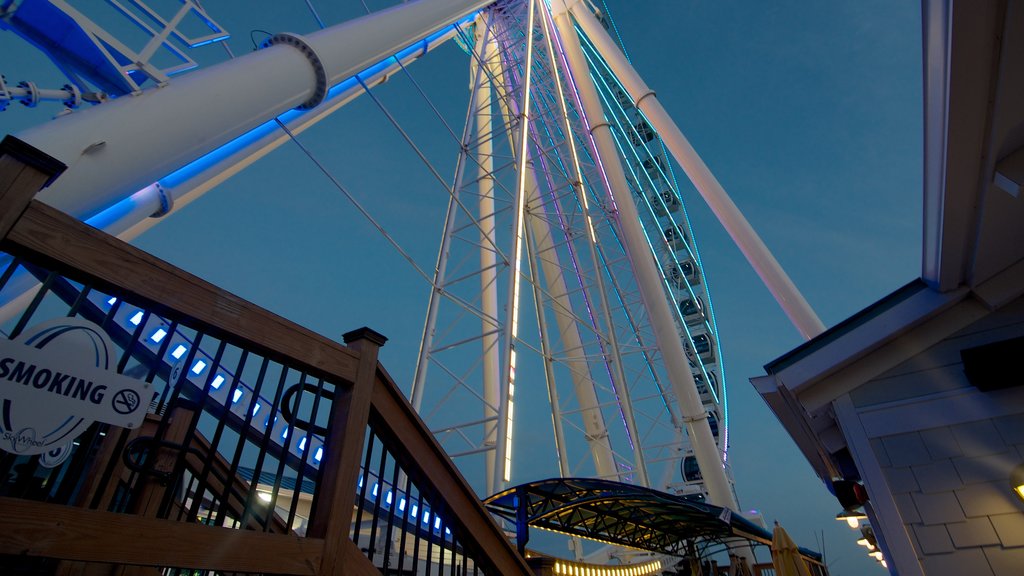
[307,327,385,576]
[341,539,384,576]
[2,200,359,384]
[0,136,66,239]
[369,369,532,576]
[0,497,323,574]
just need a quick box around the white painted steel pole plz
[539,4,649,487]
[487,27,619,485]
[474,18,502,496]
[409,20,492,415]
[550,2,738,511]
[568,4,825,341]
[17,0,494,222]
[524,219,572,479]
[494,0,538,494]
[103,25,467,242]
[524,183,621,482]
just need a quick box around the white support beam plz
[18,0,493,222]
[550,2,737,511]
[486,17,620,487]
[568,3,825,341]
[474,16,502,495]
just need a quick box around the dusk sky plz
[1,1,922,573]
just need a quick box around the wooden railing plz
[0,136,532,576]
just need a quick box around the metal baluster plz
[0,257,22,295]
[396,470,413,576]
[410,482,424,576]
[216,354,268,527]
[382,451,402,574]
[267,371,306,532]
[240,363,290,530]
[367,441,389,562]
[424,490,435,576]
[8,270,56,338]
[352,430,377,547]
[197,348,249,524]
[64,284,92,317]
[285,374,324,533]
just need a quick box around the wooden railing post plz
[307,326,387,576]
[0,135,65,239]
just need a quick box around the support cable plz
[303,0,328,29]
[272,117,434,284]
[356,76,510,264]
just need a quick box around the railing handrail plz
[2,200,361,386]
[369,360,534,575]
[0,138,532,575]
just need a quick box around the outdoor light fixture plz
[836,509,867,528]
[1011,464,1024,502]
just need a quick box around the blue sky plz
[1,1,922,573]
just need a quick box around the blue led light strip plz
[86,12,481,231]
[575,26,730,460]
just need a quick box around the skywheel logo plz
[0,318,151,461]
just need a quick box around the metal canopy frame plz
[483,477,788,557]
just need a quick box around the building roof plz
[922,0,1024,292]
[752,0,1024,501]
[484,477,821,560]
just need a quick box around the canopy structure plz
[484,478,820,560]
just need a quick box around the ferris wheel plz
[402,0,730,501]
[1,0,823,521]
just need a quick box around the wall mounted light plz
[856,538,876,551]
[836,509,867,529]
[1011,464,1024,502]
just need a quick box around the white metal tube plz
[109,25,466,243]
[524,218,571,479]
[524,181,619,481]
[568,5,825,341]
[409,18,494,414]
[18,0,493,222]
[550,4,738,511]
[475,18,502,495]
[488,27,619,485]
[494,0,538,494]
[0,19,469,326]
[540,4,649,487]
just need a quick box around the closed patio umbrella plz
[771,521,812,576]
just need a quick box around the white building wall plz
[836,295,1024,575]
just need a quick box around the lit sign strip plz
[503,0,538,483]
[538,4,596,243]
[553,559,663,576]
